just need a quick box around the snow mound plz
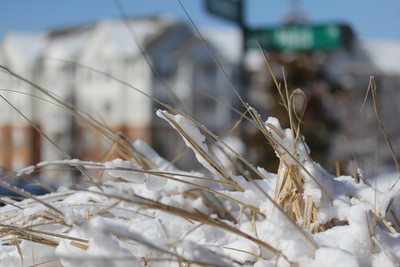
[1,115,400,266]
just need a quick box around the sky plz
[0,0,399,42]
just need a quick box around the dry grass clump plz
[0,8,399,266]
[0,52,318,265]
[1,56,400,265]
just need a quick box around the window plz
[104,100,112,114]
[158,58,176,79]
[83,131,94,151]
[86,69,93,83]
[12,158,24,171]
[12,129,24,148]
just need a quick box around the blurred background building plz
[0,15,241,184]
[0,1,399,185]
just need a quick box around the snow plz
[45,26,92,61]
[145,173,168,191]
[1,31,46,71]
[105,158,147,184]
[89,16,177,60]
[300,247,359,267]
[362,40,400,75]
[156,110,224,177]
[201,27,242,64]
[16,165,35,176]
[3,11,400,266]
[265,116,310,165]
[2,120,400,266]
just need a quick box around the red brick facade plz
[0,125,41,171]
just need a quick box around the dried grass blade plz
[87,189,282,256]
[160,111,244,192]
[0,92,101,191]
[371,235,397,265]
[13,235,24,266]
[0,181,63,217]
[70,241,89,250]
[303,195,313,230]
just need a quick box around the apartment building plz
[0,15,240,182]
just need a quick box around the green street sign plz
[205,0,243,23]
[245,24,353,51]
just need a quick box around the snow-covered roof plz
[361,39,400,75]
[84,16,178,60]
[0,15,181,70]
[0,16,243,71]
[1,31,46,70]
[201,27,242,64]
[45,25,93,61]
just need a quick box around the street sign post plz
[245,24,353,52]
[205,0,247,97]
[205,0,243,24]
[204,0,354,53]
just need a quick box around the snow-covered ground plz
[1,111,400,267]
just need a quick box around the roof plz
[87,15,178,59]
[1,15,180,68]
[45,27,93,61]
[362,39,400,75]
[1,31,46,69]
[201,27,242,64]
[1,15,244,70]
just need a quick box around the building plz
[3,15,398,181]
[0,15,240,184]
[0,32,46,171]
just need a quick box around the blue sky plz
[1,0,399,41]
